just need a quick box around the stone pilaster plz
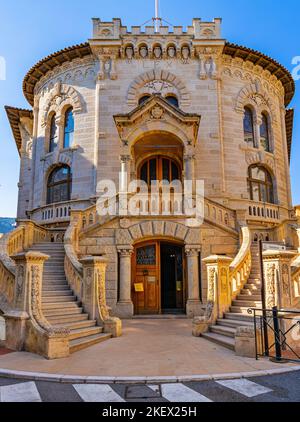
[116,246,134,318]
[185,245,202,317]
[263,250,297,309]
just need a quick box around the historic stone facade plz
[1,16,300,358]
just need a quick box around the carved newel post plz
[80,256,122,337]
[263,250,297,309]
[5,252,70,358]
[192,255,232,337]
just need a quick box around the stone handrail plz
[64,220,84,301]
[229,226,252,299]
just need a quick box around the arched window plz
[47,165,72,205]
[139,156,181,186]
[166,95,179,108]
[248,165,274,204]
[63,107,74,149]
[243,107,255,147]
[138,95,151,106]
[260,113,270,152]
[49,114,58,153]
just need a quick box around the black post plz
[259,239,269,356]
[272,306,282,362]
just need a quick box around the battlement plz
[91,17,222,39]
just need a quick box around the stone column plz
[202,255,233,321]
[263,250,297,309]
[80,256,122,337]
[185,245,202,317]
[4,252,49,352]
[116,246,134,318]
[254,115,262,149]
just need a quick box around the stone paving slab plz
[0,320,298,381]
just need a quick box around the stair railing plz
[229,226,252,301]
[64,212,122,337]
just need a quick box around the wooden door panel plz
[132,242,160,315]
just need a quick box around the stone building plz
[1,17,299,358]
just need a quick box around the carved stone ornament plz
[208,268,216,302]
[125,46,134,60]
[139,46,148,58]
[167,46,176,58]
[150,105,164,120]
[153,46,162,59]
[182,46,190,61]
[266,263,276,308]
[282,264,290,297]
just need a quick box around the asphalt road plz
[0,371,299,402]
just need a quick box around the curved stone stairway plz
[30,242,112,353]
[202,242,262,350]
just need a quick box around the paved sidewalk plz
[0,320,297,378]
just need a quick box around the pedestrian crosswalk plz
[0,379,274,403]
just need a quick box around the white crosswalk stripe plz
[216,379,272,398]
[150,383,212,402]
[73,384,125,402]
[0,382,42,402]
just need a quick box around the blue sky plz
[0,0,299,217]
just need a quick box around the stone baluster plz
[116,247,134,318]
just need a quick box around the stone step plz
[42,295,77,303]
[44,276,67,281]
[43,285,70,291]
[53,320,97,330]
[247,279,261,285]
[69,326,103,341]
[230,305,262,314]
[224,312,254,322]
[210,325,236,338]
[201,332,235,351]
[232,299,262,308]
[43,307,84,317]
[46,314,89,324]
[240,288,262,295]
[43,290,73,297]
[217,319,253,329]
[42,301,80,310]
[70,333,112,354]
[244,284,261,291]
[237,294,261,301]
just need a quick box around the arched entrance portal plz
[132,240,186,315]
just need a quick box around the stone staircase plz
[202,242,262,351]
[30,242,112,353]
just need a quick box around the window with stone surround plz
[248,165,274,204]
[63,107,74,149]
[243,107,255,147]
[47,165,72,205]
[49,114,58,153]
[260,112,271,152]
[166,95,179,108]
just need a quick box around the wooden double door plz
[132,241,185,315]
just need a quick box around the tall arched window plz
[139,156,181,186]
[47,165,72,205]
[260,113,270,152]
[166,95,179,108]
[49,114,58,153]
[138,95,151,106]
[244,107,255,147]
[63,107,74,149]
[248,165,274,204]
